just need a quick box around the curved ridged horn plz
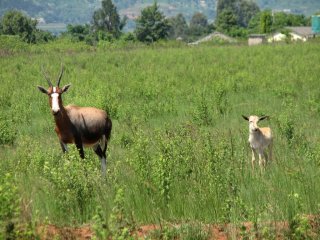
[56,65,64,87]
[41,65,53,87]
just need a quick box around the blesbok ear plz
[242,115,249,121]
[37,86,48,94]
[61,84,71,93]
[259,116,269,121]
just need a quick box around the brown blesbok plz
[37,66,112,176]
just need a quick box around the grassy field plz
[1,37,320,239]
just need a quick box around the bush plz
[0,35,30,52]
[0,173,20,239]
[0,116,16,145]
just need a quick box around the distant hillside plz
[257,0,320,15]
[0,0,319,27]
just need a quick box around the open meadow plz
[1,37,320,239]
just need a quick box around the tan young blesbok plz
[37,66,112,176]
[242,115,272,171]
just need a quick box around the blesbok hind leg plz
[258,149,266,172]
[75,139,85,159]
[268,141,273,163]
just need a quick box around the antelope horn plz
[56,65,64,87]
[41,65,53,87]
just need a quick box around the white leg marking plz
[62,143,68,151]
[251,148,256,170]
[60,141,68,152]
[101,157,106,177]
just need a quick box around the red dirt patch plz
[37,224,93,240]
[35,215,320,239]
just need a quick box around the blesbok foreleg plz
[59,141,68,153]
[93,144,106,177]
[258,149,266,172]
[251,147,256,170]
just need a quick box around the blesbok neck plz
[53,105,69,126]
[250,128,262,135]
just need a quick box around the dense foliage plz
[215,0,260,37]
[0,0,318,27]
[1,36,320,238]
[168,13,189,40]
[92,0,126,38]
[0,10,55,43]
[135,2,170,43]
[248,10,310,34]
[216,0,260,27]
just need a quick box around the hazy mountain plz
[0,0,319,26]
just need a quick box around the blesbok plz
[37,66,112,176]
[242,115,272,171]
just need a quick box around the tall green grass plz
[1,37,320,238]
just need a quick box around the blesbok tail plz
[105,117,112,141]
[102,117,112,154]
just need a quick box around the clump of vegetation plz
[0,173,20,239]
[1,36,320,239]
[0,10,55,43]
[0,116,16,145]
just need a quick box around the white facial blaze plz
[51,93,60,113]
[248,116,259,132]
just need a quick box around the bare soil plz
[35,215,320,239]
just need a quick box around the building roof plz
[286,27,313,36]
[188,32,235,45]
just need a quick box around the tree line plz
[0,0,315,45]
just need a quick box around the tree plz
[247,11,261,33]
[216,0,260,28]
[272,12,308,29]
[216,0,237,18]
[260,10,273,33]
[189,12,210,37]
[64,24,91,41]
[92,0,126,38]
[237,0,260,27]
[135,2,170,43]
[215,8,238,33]
[0,10,37,43]
[168,13,188,40]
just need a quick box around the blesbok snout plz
[249,121,259,132]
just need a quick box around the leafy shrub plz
[92,206,109,240]
[213,84,229,115]
[192,91,213,126]
[108,188,136,240]
[0,173,20,239]
[149,221,210,240]
[287,193,312,239]
[0,116,16,145]
[276,114,295,145]
[42,147,101,222]
[0,35,30,52]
